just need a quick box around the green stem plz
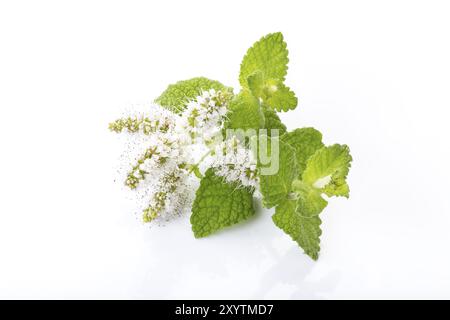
[186,149,214,178]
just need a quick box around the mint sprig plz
[111,32,353,260]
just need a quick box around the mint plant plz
[109,32,352,260]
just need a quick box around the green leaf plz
[258,138,298,208]
[273,199,322,260]
[190,169,255,238]
[273,144,351,259]
[224,91,264,131]
[155,77,230,113]
[239,33,289,88]
[247,72,297,111]
[282,128,324,175]
[291,180,328,217]
[262,104,286,136]
[262,82,297,112]
[302,144,352,198]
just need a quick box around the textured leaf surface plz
[282,128,324,175]
[239,33,288,88]
[262,104,286,136]
[302,144,352,198]
[258,138,297,208]
[273,199,322,260]
[155,77,228,113]
[190,169,255,238]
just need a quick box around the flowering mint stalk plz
[108,116,171,135]
[110,89,234,220]
[142,168,189,222]
[109,32,353,260]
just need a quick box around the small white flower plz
[210,137,258,188]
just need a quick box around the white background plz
[1,0,450,299]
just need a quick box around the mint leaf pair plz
[240,33,298,111]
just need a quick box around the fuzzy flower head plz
[124,122,184,189]
[211,136,258,188]
[142,168,192,222]
[177,89,231,145]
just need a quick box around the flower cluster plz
[177,89,231,144]
[142,168,192,222]
[211,136,258,188]
[125,133,181,189]
[110,89,235,222]
[108,107,175,135]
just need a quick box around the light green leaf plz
[190,169,255,238]
[258,138,298,208]
[273,199,322,260]
[239,33,289,88]
[155,77,230,113]
[274,144,351,259]
[262,104,287,136]
[262,82,297,112]
[224,91,264,131]
[247,72,297,111]
[302,144,352,198]
[282,128,324,175]
[291,180,328,217]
